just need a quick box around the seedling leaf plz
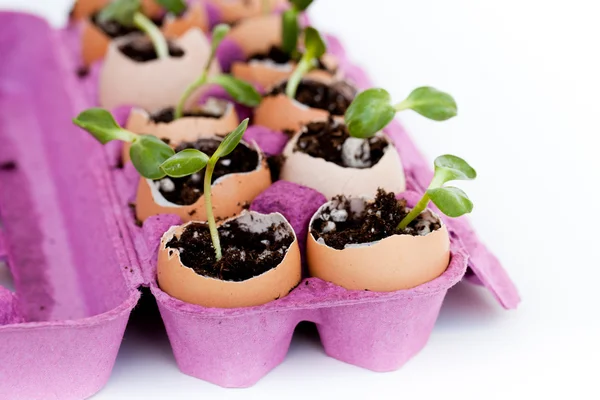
[209,75,262,107]
[345,88,395,138]
[129,135,175,179]
[400,87,457,121]
[98,0,140,26]
[211,119,249,161]
[433,154,477,185]
[281,9,300,55]
[161,149,210,178]
[73,108,136,144]
[427,186,473,217]
[154,0,187,15]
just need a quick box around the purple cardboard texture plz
[0,13,138,399]
[0,10,519,398]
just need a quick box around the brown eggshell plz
[208,0,287,24]
[253,93,333,132]
[307,200,451,292]
[135,141,271,223]
[122,102,240,163]
[280,130,406,199]
[162,2,209,37]
[231,52,340,91]
[99,28,220,111]
[157,211,302,308]
[227,14,281,57]
[81,17,111,66]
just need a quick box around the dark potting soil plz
[294,118,389,168]
[118,36,184,62]
[91,12,164,39]
[311,189,442,250]
[155,138,259,205]
[150,99,230,123]
[266,154,285,182]
[166,219,294,281]
[248,46,331,71]
[269,80,356,115]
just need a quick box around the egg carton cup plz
[0,12,520,400]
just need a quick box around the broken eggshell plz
[122,99,240,163]
[79,0,190,66]
[157,211,301,308]
[207,0,287,24]
[99,28,220,111]
[307,197,450,292]
[135,139,271,223]
[280,128,406,199]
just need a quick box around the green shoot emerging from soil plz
[285,26,326,99]
[344,87,458,139]
[281,0,314,57]
[398,155,476,230]
[174,24,261,119]
[73,107,250,261]
[160,119,250,260]
[98,0,181,60]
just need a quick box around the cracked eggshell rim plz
[307,198,451,292]
[227,13,281,57]
[280,129,406,200]
[122,102,240,163]
[99,28,220,111]
[208,0,287,24]
[231,53,341,91]
[157,211,302,308]
[135,139,272,223]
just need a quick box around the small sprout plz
[397,155,476,230]
[99,0,170,60]
[160,119,250,260]
[174,24,261,119]
[285,26,326,99]
[345,87,458,138]
[73,108,174,179]
[281,0,314,56]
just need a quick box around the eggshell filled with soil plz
[135,139,271,223]
[99,28,220,111]
[280,127,406,199]
[157,211,301,308]
[307,198,451,292]
[253,79,355,132]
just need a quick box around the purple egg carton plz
[0,11,520,400]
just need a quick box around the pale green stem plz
[393,99,411,112]
[397,193,430,231]
[133,12,169,60]
[174,43,219,119]
[286,57,314,99]
[204,160,222,260]
[397,173,445,231]
[174,73,208,119]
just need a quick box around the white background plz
[1,0,599,399]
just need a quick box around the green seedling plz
[281,0,314,57]
[344,87,458,139]
[285,26,326,99]
[73,107,250,261]
[98,0,185,59]
[397,155,476,230]
[174,24,262,119]
[159,120,249,260]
